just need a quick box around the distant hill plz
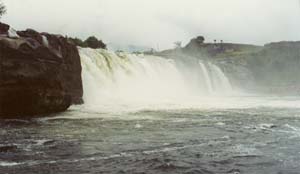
[154,36,300,95]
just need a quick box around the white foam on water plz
[230,144,262,157]
[0,161,23,167]
[259,123,276,130]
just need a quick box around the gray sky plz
[2,0,300,49]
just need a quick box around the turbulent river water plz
[1,49,300,174]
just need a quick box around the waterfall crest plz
[79,48,233,107]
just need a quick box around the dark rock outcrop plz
[0,145,18,153]
[0,22,9,34]
[0,23,83,118]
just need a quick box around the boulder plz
[0,23,83,118]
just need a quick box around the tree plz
[69,36,107,49]
[84,36,106,49]
[196,36,205,44]
[0,1,6,18]
[69,37,86,47]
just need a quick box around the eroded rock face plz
[0,23,83,118]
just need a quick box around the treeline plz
[69,36,107,49]
[0,0,6,18]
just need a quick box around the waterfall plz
[209,62,233,94]
[199,61,214,94]
[42,35,49,47]
[79,48,233,107]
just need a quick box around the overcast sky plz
[2,0,300,49]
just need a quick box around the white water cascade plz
[79,48,233,110]
[42,35,49,47]
[199,61,214,94]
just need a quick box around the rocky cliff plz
[0,23,83,118]
[243,41,300,93]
